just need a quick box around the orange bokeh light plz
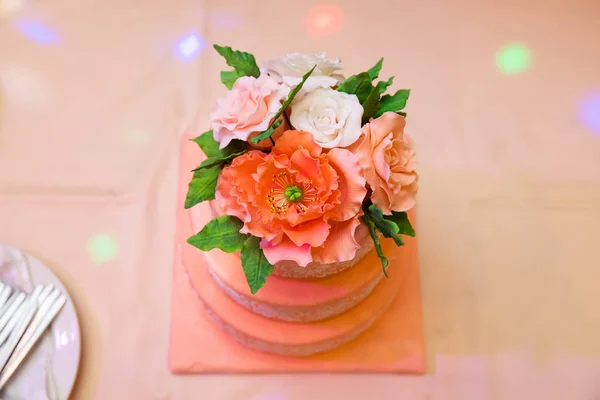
[305,4,344,37]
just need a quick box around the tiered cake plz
[186,201,411,356]
[182,46,418,358]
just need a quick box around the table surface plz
[1,0,600,399]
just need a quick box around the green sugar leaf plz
[191,130,221,158]
[191,132,246,158]
[184,166,219,209]
[363,215,389,278]
[193,149,246,171]
[337,72,374,103]
[385,211,416,237]
[368,58,384,80]
[375,89,411,117]
[220,70,242,89]
[187,216,249,253]
[213,45,260,78]
[366,204,404,246]
[376,76,394,95]
[362,87,381,124]
[240,236,274,294]
[250,119,281,144]
[251,65,316,144]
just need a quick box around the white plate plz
[0,244,80,400]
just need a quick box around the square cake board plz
[168,136,426,374]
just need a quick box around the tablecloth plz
[1,0,600,398]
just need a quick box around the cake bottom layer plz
[170,226,425,373]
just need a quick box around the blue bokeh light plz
[175,31,205,61]
[14,19,60,45]
[579,91,600,136]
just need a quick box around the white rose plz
[290,87,363,148]
[261,52,345,93]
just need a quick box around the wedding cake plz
[184,45,418,356]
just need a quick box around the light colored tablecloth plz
[1,0,600,398]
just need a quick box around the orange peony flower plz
[216,130,367,266]
[347,112,418,214]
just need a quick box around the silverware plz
[0,285,12,310]
[0,292,26,335]
[0,296,37,374]
[0,285,43,347]
[0,291,66,390]
[12,287,60,357]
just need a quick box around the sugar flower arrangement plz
[186,45,418,294]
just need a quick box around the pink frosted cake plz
[183,45,418,356]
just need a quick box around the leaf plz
[191,131,246,158]
[250,120,281,144]
[361,87,381,124]
[193,150,246,171]
[366,204,404,246]
[184,166,220,209]
[213,44,260,77]
[251,65,316,144]
[385,211,416,237]
[220,70,241,89]
[191,130,221,158]
[368,58,384,80]
[363,215,389,278]
[240,236,274,294]
[376,76,394,95]
[187,216,250,253]
[375,89,411,117]
[337,72,374,103]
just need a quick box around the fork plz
[0,287,66,390]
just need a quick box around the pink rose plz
[347,112,418,213]
[210,75,289,149]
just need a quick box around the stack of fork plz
[0,282,66,391]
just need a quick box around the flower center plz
[284,185,303,202]
[266,172,319,215]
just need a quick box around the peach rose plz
[210,75,289,149]
[347,112,418,214]
[216,130,367,266]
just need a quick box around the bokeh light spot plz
[13,19,60,45]
[0,0,27,15]
[87,234,119,265]
[579,91,600,136]
[305,4,344,37]
[496,42,531,75]
[123,128,153,147]
[175,31,205,62]
[1,67,47,109]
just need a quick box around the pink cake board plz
[168,136,426,374]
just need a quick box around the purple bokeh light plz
[579,91,600,136]
[175,31,205,62]
[14,19,60,45]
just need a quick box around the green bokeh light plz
[496,42,531,75]
[123,128,153,147]
[87,234,119,265]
